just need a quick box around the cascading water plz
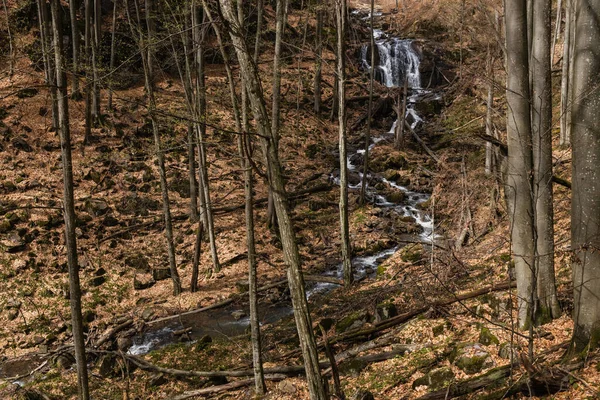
[361,37,421,89]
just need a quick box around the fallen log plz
[166,374,287,400]
[94,319,133,348]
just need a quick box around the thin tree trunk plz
[253,0,263,62]
[219,0,326,397]
[313,8,323,114]
[335,0,353,287]
[92,0,101,119]
[559,0,573,146]
[551,0,562,65]
[360,0,375,205]
[2,0,14,79]
[238,2,266,388]
[84,0,92,144]
[504,0,538,329]
[194,4,221,274]
[50,0,90,397]
[191,222,203,292]
[128,0,181,295]
[187,125,199,221]
[531,0,560,322]
[485,46,495,176]
[107,0,118,110]
[68,0,80,95]
[569,0,600,353]
[395,78,408,148]
[37,0,59,131]
[145,0,155,89]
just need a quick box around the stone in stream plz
[231,310,247,320]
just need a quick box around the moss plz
[335,311,371,333]
[478,326,499,345]
[400,244,423,264]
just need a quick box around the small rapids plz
[128,19,436,357]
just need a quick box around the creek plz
[126,13,438,356]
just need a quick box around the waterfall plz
[361,38,421,89]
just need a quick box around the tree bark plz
[551,0,562,65]
[570,0,600,353]
[335,0,353,286]
[2,0,14,78]
[485,46,495,176]
[107,0,118,110]
[187,125,199,221]
[50,0,90,397]
[67,0,80,95]
[219,1,327,397]
[360,0,376,205]
[37,0,59,131]
[91,0,101,119]
[313,8,323,114]
[531,0,560,322]
[504,0,537,329]
[559,0,574,146]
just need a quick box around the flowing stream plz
[127,19,435,356]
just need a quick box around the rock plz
[432,323,446,337]
[152,267,171,281]
[3,232,26,252]
[376,302,398,321]
[308,199,329,211]
[134,270,155,290]
[55,354,75,370]
[89,275,106,287]
[6,309,19,320]
[141,307,155,321]
[351,389,375,400]
[400,244,423,264]
[0,219,12,233]
[95,267,107,276]
[339,358,367,376]
[149,373,167,387]
[498,342,520,360]
[116,194,160,216]
[231,310,247,320]
[125,253,150,270]
[82,310,96,323]
[5,298,21,310]
[12,136,33,152]
[386,190,405,204]
[479,326,500,345]
[84,199,111,217]
[384,169,401,182]
[101,215,119,227]
[412,367,455,390]
[117,337,133,351]
[234,280,249,293]
[277,380,296,394]
[16,88,38,98]
[452,343,494,374]
[98,354,119,377]
[316,317,335,332]
[336,311,372,333]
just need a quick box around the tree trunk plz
[219,0,327,397]
[253,0,263,62]
[395,79,408,149]
[2,0,14,78]
[128,0,181,295]
[107,0,118,110]
[484,46,495,176]
[559,0,573,146]
[68,0,80,95]
[531,0,560,322]
[91,0,101,119]
[504,0,537,329]
[360,0,376,205]
[551,0,562,65]
[570,0,600,353]
[335,0,353,287]
[37,0,59,131]
[191,222,203,292]
[84,0,92,144]
[313,8,323,114]
[187,125,199,221]
[50,0,90,397]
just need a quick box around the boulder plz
[412,366,455,390]
[152,267,171,281]
[125,253,150,270]
[376,302,398,321]
[134,270,155,290]
[478,326,500,345]
[498,342,520,360]
[231,310,247,320]
[335,311,372,333]
[84,199,111,217]
[451,343,494,374]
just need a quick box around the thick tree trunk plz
[531,0,560,322]
[504,0,537,329]
[50,1,90,397]
[559,0,573,146]
[219,1,327,397]
[313,9,323,114]
[570,0,600,353]
[335,0,353,287]
[551,0,562,65]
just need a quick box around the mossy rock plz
[384,169,401,182]
[412,366,455,390]
[0,219,13,233]
[376,302,398,321]
[451,343,493,374]
[339,358,367,376]
[335,311,372,333]
[400,244,423,263]
[386,190,406,203]
[432,323,445,337]
[498,342,520,360]
[479,326,499,345]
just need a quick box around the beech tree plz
[50,0,90,397]
[504,0,537,329]
[531,0,560,321]
[570,0,600,353]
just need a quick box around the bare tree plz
[2,0,14,79]
[335,0,353,286]
[36,0,59,131]
[219,0,327,396]
[313,8,323,114]
[107,0,118,110]
[531,0,560,321]
[559,0,574,146]
[50,0,90,397]
[504,0,538,329]
[569,0,600,353]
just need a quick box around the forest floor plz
[0,0,597,399]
